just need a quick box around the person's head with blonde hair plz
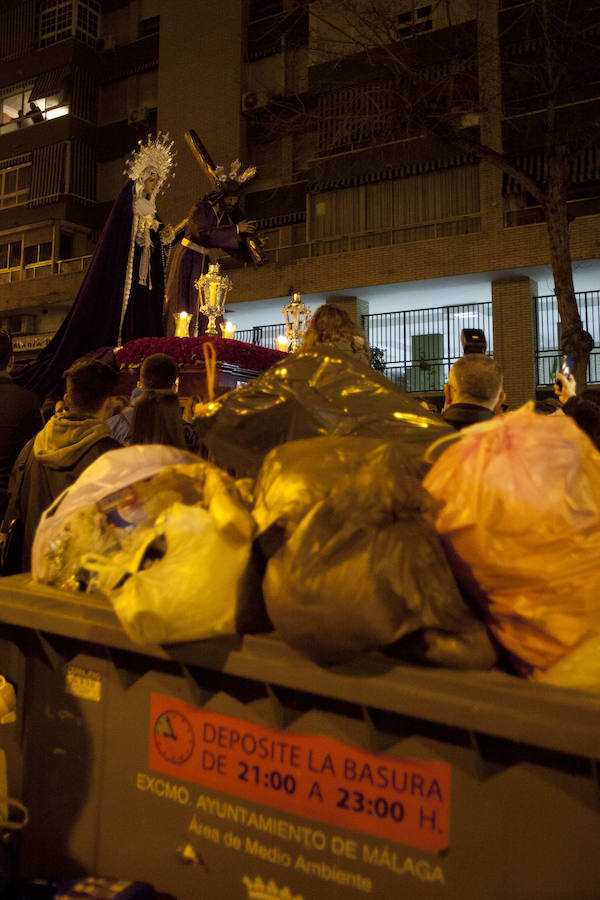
[300,304,369,358]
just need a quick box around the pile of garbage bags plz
[32,432,494,668]
[30,348,496,670]
[29,346,600,689]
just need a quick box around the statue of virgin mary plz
[15,133,176,398]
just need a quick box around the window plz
[76,0,100,44]
[317,83,399,156]
[39,0,100,48]
[310,166,480,240]
[39,0,73,47]
[0,163,31,208]
[24,243,52,266]
[397,3,432,36]
[1,71,70,130]
[1,86,33,128]
[0,240,22,270]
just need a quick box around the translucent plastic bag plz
[31,445,262,644]
[254,436,495,667]
[423,406,600,677]
[81,502,251,644]
[32,444,197,580]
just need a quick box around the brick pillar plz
[325,295,369,337]
[491,277,538,408]
[477,0,504,235]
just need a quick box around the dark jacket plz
[5,414,119,571]
[562,396,600,450]
[442,403,494,431]
[107,387,198,451]
[0,372,42,519]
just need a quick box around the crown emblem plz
[242,875,303,900]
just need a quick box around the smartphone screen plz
[560,355,574,377]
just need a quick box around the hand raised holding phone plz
[554,357,577,404]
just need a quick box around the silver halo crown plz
[124,131,176,194]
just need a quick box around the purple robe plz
[164,200,252,336]
[15,182,166,398]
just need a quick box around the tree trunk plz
[543,148,594,389]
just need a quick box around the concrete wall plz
[157,0,245,229]
[227,209,599,305]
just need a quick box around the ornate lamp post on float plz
[279,291,311,352]
[194,262,232,337]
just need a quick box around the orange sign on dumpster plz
[148,693,451,853]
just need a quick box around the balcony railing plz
[260,215,483,265]
[0,255,91,284]
[236,323,286,349]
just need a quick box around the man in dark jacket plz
[5,358,119,570]
[442,354,504,431]
[0,330,42,521]
[555,371,600,449]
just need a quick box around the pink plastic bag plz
[423,406,600,677]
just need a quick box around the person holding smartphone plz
[554,365,600,450]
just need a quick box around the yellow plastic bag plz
[81,503,251,644]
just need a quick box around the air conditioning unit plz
[128,106,148,125]
[241,90,269,113]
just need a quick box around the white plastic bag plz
[32,444,196,580]
[82,502,251,644]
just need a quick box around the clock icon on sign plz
[154,710,195,764]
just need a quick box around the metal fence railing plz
[236,303,493,391]
[229,293,600,390]
[363,302,493,391]
[236,323,286,349]
[535,291,600,385]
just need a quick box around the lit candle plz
[221,321,237,339]
[276,334,289,352]
[174,311,192,338]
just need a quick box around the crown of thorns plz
[213,159,256,185]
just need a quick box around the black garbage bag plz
[253,436,497,668]
[194,346,452,478]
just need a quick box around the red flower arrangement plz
[115,336,286,372]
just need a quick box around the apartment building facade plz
[0,0,598,405]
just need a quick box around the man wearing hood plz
[4,358,119,571]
